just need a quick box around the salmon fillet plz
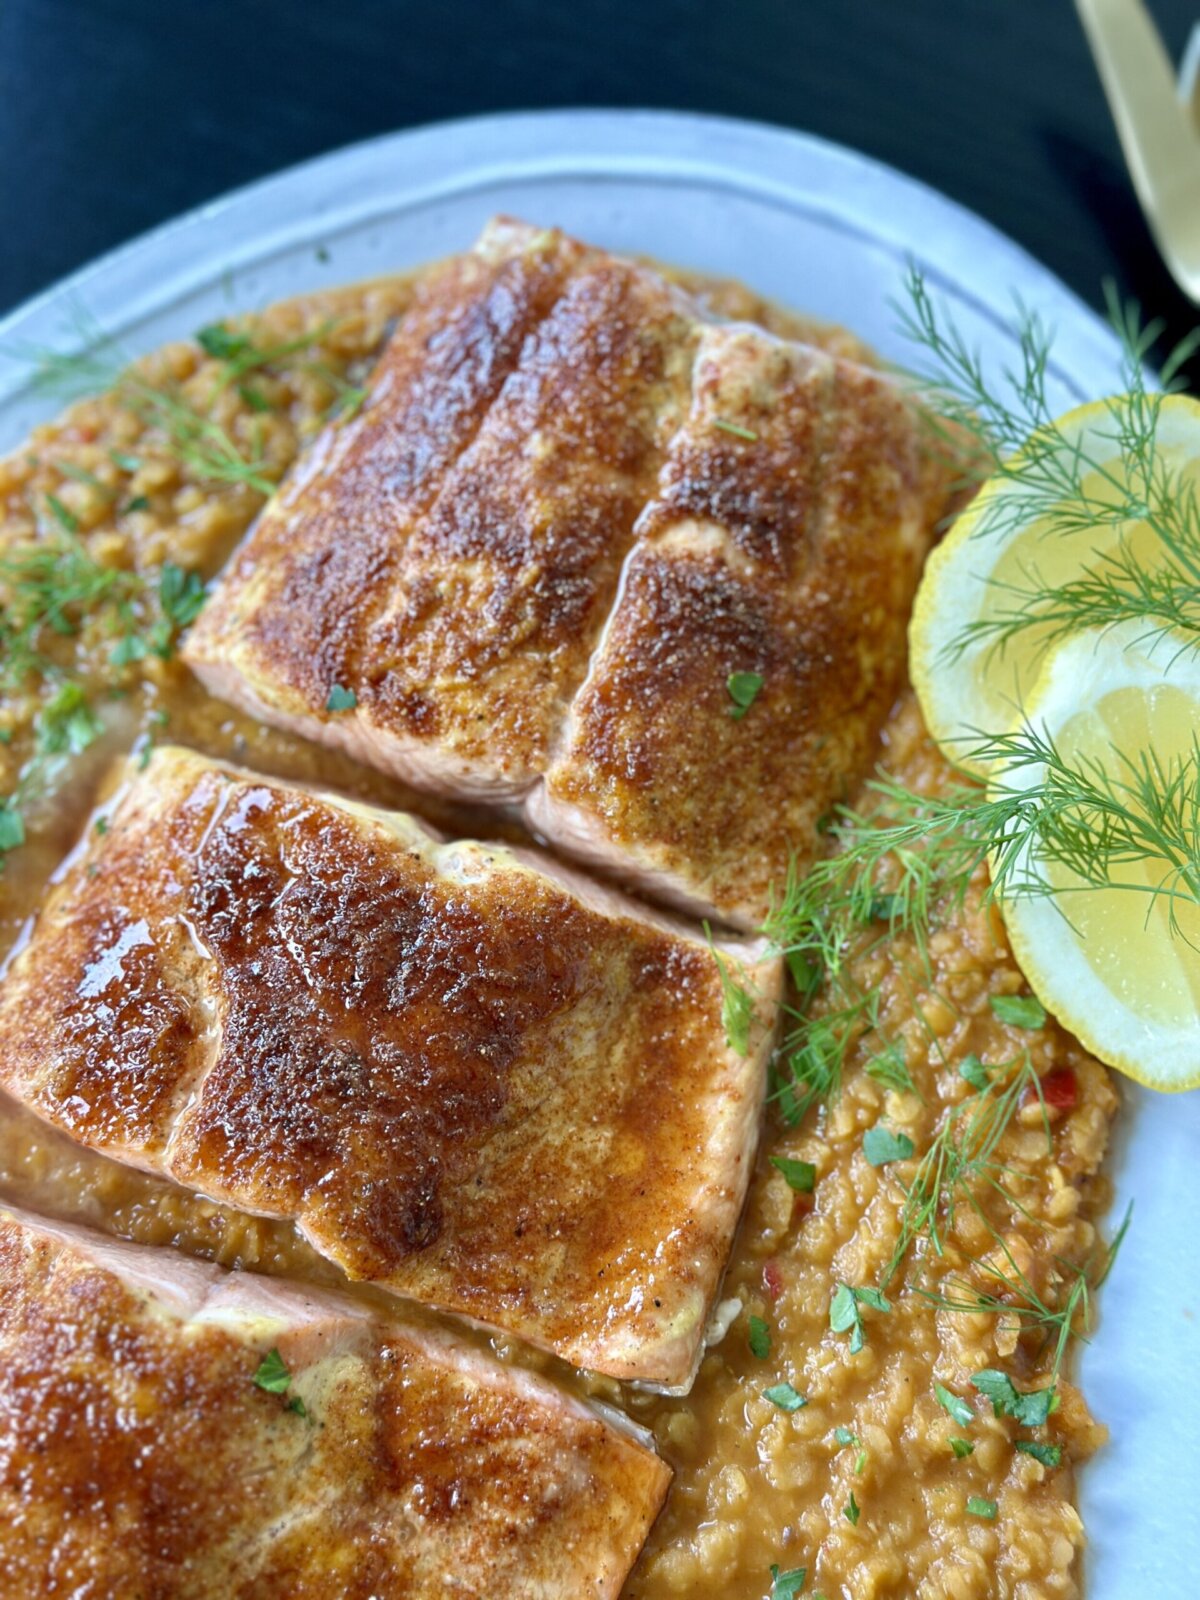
[0,1205,669,1598]
[186,218,698,800]
[184,219,953,927]
[529,326,946,926]
[0,746,779,1389]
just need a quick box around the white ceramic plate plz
[0,109,1193,1597]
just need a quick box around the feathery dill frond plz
[896,265,1200,665]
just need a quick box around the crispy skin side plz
[0,748,779,1388]
[531,328,952,928]
[0,1208,670,1599]
[185,220,699,799]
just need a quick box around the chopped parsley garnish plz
[748,1314,772,1359]
[769,1565,806,1599]
[829,1282,890,1354]
[714,416,759,442]
[122,494,151,515]
[770,1155,816,1193]
[834,1426,867,1473]
[0,804,25,853]
[253,1348,310,1422]
[726,670,764,719]
[844,1491,860,1526]
[197,323,255,362]
[966,1495,998,1521]
[950,1438,975,1458]
[861,1125,915,1166]
[252,1347,292,1394]
[933,1382,974,1427]
[159,562,207,631]
[958,1053,991,1090]
[111,634,148,666]
[1015,1439,1062,1467]
[763,1381,807,1412]
[988,993,1046,1030]
[707,928,755,1056]
[36,682,102,756]
[971,1369,1057,1426]
[720,976,754,1055]
[325,683,358,712]
[108,449,142,473]
[94,815,109,835]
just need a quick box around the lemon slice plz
[910,393,1200,774]
[992,622,1200,1089]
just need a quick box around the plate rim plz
[3,103,1187,1595]
[0,106,1123,403]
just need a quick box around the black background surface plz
[2,0,1198,358]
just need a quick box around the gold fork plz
[1183,22,1200,130]
[1075,0,1200,303]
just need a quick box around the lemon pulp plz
[993,625,1200,1088]
[1045,683,1200,1028]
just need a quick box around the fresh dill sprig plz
[764,713,1200,1038]
[196,316,366,416]
[864,1039,920,1098]
[760,717,1200,1123]
[196,319,330,380]
[0,528,142,688]
[14,309,367,497]
[0,306,346,868]
[914,1203,1132,1380]
[0,528,207,866]
[872,1046,1131,1377]
[896,266,1200,668]
[119,373,275,495]
[882,1053,1045,1283]
[35,681,103,756]
[20,334,275,497]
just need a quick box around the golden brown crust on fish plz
[184,222,590,730]
[184,220,957,922]
[0,1208,670,1598]
[185,220,698,797]
[358,256,697,789]
[535,330,952,926]
[0,748,779,1387]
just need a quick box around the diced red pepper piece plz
[1031,1067,1077,1112]
[763,1259,784,1302]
